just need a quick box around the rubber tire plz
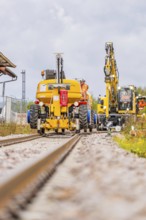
[84,128,87,132]
[88,110,94,132]
[39,127,45,135]
[79,104,88,131]
[89,127,92,132]
[55,129,58,133]
[97,125,100,131]
[62,129,65,134]
[30,104,40,129]
[90,110,94,130]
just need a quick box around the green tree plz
[91,95,98,112]
[136,86,146,96]
[27,101,34,110]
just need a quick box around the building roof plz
[0,52,16,68]
[4,67,17,78]
[0,52,16,78]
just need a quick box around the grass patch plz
[0,123,37,136]
[114,135,146,158]
[113,116,146,158]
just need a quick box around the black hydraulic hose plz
[57,57,60,84]
[61,58,63,84]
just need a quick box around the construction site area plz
[0,41,146,220]
[1,0,146,219]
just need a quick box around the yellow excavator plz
[97,42,137,131]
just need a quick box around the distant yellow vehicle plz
[97,42,137,131]
[28,54,95,134]
[97,96,107,114]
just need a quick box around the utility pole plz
[2,82,5,97]
[21,70,26,113]
[21,70,26,100]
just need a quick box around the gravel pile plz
[20,133,146,220]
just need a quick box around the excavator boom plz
[104,42,119,117]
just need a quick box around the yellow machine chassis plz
[40,118,76,131]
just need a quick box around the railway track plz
[0,134,41,147]
[0,131,77,147]
[0,129,107,147]
[0,134,81,219]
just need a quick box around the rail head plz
[0,134,80,217]
[0,134,40,147]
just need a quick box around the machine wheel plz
[96,124,100,131]
[90,110,94,131]
[79,104,88,131]
[88,110,94,132]
[84,128,87,132]
[55,129,58,133]
[89,127,92,132]
[39,127,45,135]
[62,129,65,134]
[30,104,40,129]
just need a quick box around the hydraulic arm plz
[97,42,137,131]
[104,42,119,118]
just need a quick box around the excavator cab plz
[97,96,107,114]
[118,86,136,114]
[118,87,133,111]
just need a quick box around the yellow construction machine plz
[97,42,137,131]
[28,54,95,134]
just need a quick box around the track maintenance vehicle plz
[28,54,95,134]
[97,42,137,131]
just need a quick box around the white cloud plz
[0,0,146,99]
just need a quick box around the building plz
[0,52,17,96]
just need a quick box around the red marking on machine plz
[79,101,87,105]
[60,90,68,106]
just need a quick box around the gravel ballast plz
[0,136,68,180]
[19,133,146,220]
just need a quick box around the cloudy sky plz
[0,0,146,101]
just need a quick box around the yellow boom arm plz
[104,42,119,118]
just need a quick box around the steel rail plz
[0,134,80,219]
[0,131,109,148]
[0,134,41,147]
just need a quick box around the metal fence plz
[0,96,29,124]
